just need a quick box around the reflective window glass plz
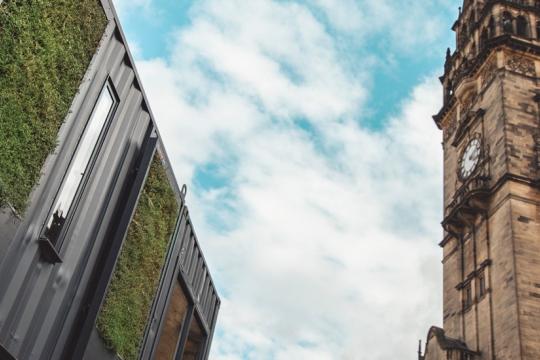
[155,281,190,360]
[181,316,207,360]
[44,84,115,246]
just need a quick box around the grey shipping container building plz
[0,1,220,359]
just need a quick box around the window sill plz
[38,236,62,264]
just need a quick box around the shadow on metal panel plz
[82,328,119,360]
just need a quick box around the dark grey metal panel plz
[177,214,220,334]
[0,10,155,360]
[64,132,158,360]
[0,206,20,266]
[0,342,16,360]
[0,1,220,359]
[82,329,119,360]
[139,205,220,360]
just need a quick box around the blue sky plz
[112,0,460,358]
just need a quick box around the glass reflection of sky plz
[45,85,114,245]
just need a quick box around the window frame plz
[175,305,208,360]
[502,12,514,34]
[463,282,473,310]
[155,274,210,360]
[38,78,119,263]
[478,271,487,299]
[516,15,529,37]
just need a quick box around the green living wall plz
[97,154,179,360]
[0,0,107,212]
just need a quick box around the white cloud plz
[112,0,152,15]
[308,0,456,54]
[131,0,450,358]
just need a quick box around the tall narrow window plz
[488,17,496,38]
[480,28,488,50]
[43,82,116,248]
[502,12,514,34]
[155,281,190,360]
[516,15,529,37]
[464,283,473,309]
[478,272,486,298]
[181,316,207,360]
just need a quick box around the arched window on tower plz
[489,16,496,37]
[502,12,514,34]
[481,28,489,50]
[469,10,476,32]
[516,15,529,37]
[536,20,540,39]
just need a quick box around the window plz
[464,283,473,309]
[155,281,190,360]
[489,17,496,37]
[181,316,207,360]
[43,81,116,249]
[516,15,529,37]
[480,28,489,49]
[503,12,514,34]
[536,20,540,39]
[478,272,486,298]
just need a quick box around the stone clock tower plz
[419,1,540,359]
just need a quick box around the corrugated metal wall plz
[0,5,158,359]
[0,2,220,359]
[176,208,220,338]
[140,205,220,359]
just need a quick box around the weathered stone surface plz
[422,1,540,359]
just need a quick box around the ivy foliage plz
[0,0,107,212]
[97,155,179,360]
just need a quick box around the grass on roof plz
[97,154,179,360]
[0,0,107,212]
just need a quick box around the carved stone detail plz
[480,57,497,86]
[461,98,473,115]
[444,109,458,142]
[506,55,535,77]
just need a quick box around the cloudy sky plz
[111,0,459,358]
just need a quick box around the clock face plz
[460,138,481,180]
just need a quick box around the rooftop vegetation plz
[97,154,179,360]
[0,0,107,212]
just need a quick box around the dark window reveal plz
[478,272,486,298]
[517,15,529,37]
[503,12,514,34]
[155,281,190,360]
[43,82,116,248]
[464,283,473,309]
[489,17,496,37]
[181,316,207,360]
[480,28,488,50]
